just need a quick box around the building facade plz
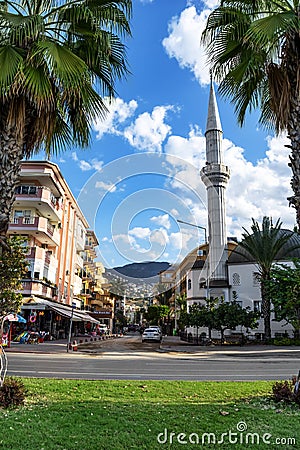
[8,160,111,337]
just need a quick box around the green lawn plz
[0,378,299,449]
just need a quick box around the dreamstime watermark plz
[77,152,228,295]
[157,422,296,446]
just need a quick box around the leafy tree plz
[212,300,259,344]
[176,294,188,331]
[186,299,259,343]
[144,305,170,325]
[0,0,132,245]
[202,1,300,229]
[0,236,29,316]
[267,259,300,338]
[236,217,298,340]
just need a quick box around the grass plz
[0,378,299,449]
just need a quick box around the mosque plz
[185,82,300,340]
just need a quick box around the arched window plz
[199,277,206,289]
[188,279,191,290]
[232,272,241,286]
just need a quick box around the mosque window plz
[232,272,241,286]
[188,279,191,290]
[252,272,260,286]
[253,301,261,312]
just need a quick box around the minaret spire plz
[200,80,230,286]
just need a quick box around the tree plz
[144,305,170,326]
[0,236,29,316]
[0,0,132,245]
[212,300,259,344]
[186,299,259,344]
[202,1,300,229]
[236,217,298,340]
[267,259,300,338]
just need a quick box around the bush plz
[0,377,27,408]
[273,337,300,346]
[272,380,294,403]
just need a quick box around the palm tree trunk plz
[287,98,300,231]
[261,281,271,340]
[286,34,300,231]
[0,127,24,244]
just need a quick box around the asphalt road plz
[6,335,300,381]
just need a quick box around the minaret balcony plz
[200,163,230,187]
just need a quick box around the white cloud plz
[150,228,169,246]
[71,152,78,161]
[124,105,174,152]
[162,126,295,240]
[170,208,179,217]
[128,227,151,239]
[162,4,215,86]
[95,181,117,192]
[79,160,92,171]
[93,97,138,139]
[150,213,171,230]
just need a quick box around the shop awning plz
[21,298,99,324]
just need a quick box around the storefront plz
[21,297,100,340]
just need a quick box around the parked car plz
[97,324,109,335]
[148,326,162,336]
[142,327,162,343]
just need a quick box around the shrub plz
[0,377,27,408]
[272,380,294,403]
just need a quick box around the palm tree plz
[202,1,300,229]
[236,216,298,340]
[0,0,132,245]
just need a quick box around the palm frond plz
[0,45,23,89]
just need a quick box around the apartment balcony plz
[75,253,84,270]
[90,299,103,308]
[14,185,63,221]
[9,216,60,246]
[21,279,56,299]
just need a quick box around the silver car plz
[142,327,162,343]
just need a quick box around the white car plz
[142,328,162,343]
[148,326,162,335]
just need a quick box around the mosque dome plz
[228,229,300,264]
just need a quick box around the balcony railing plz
[14,185,63,219]
[10,216,60,245]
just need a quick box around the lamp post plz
[67,301,76,353]
[177,219,209,299]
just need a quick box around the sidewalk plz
[4,335,300,356]
[5,338,70,354]
[159,336,300,357]
[4,334,122,354]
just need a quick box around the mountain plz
[108,261,171,279]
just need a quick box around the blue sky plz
[44,0,294,268]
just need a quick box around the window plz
[232,272,241,286]
[252,272,260,286]
[199,278,206,289]
[253,301,261,312]
[188,279,191,290]
[15,185,37,195]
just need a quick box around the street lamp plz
[177,219,207,246]
[177,219,209,299]
[67,301,76,352]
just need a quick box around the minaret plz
[200,81,230,285]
